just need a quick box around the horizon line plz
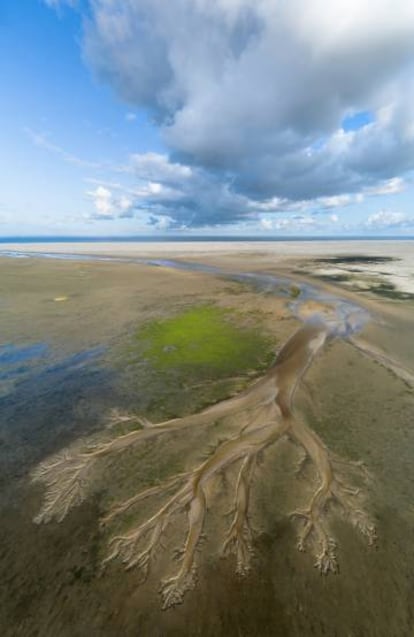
[1,235,414,243]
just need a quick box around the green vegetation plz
[289,284,302,298]
[112,304,275,422]
[135,304,273,379]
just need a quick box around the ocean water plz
[1,234,414,243]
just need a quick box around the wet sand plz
[1,246,414,636]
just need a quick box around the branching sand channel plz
[31,295,378,609]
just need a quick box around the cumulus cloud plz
[127,153,252,228]
[87,185,134,219]
[51,0,414,227]
[82,152,408,229]
[365,210,413,229]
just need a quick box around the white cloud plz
[87,185,113,217]
[81,0,414,213]
[87,185,134,219]
[118,194,132,210]
[317,195,352,209]
[41,0,414,229]
[259,214,319,232]
[365,210,412,228]
[259,218,273,231]
[81,151,409,229]
[364,177,406,196]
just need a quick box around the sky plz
[1,0,414,237]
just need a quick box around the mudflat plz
[1,245,414,637]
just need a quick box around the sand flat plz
[1,238,414,259]
[2,239,414,293]
[1,245,414,637]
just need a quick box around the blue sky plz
[1,0,414,237]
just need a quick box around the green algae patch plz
[289,284,301,298]
[114,304,275,422]
[135,305,273,379]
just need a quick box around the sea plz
[1,235,414,243]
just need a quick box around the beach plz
[1,242,414,636]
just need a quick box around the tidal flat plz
[1,244,414,637]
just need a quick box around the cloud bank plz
[60,1,414,227]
